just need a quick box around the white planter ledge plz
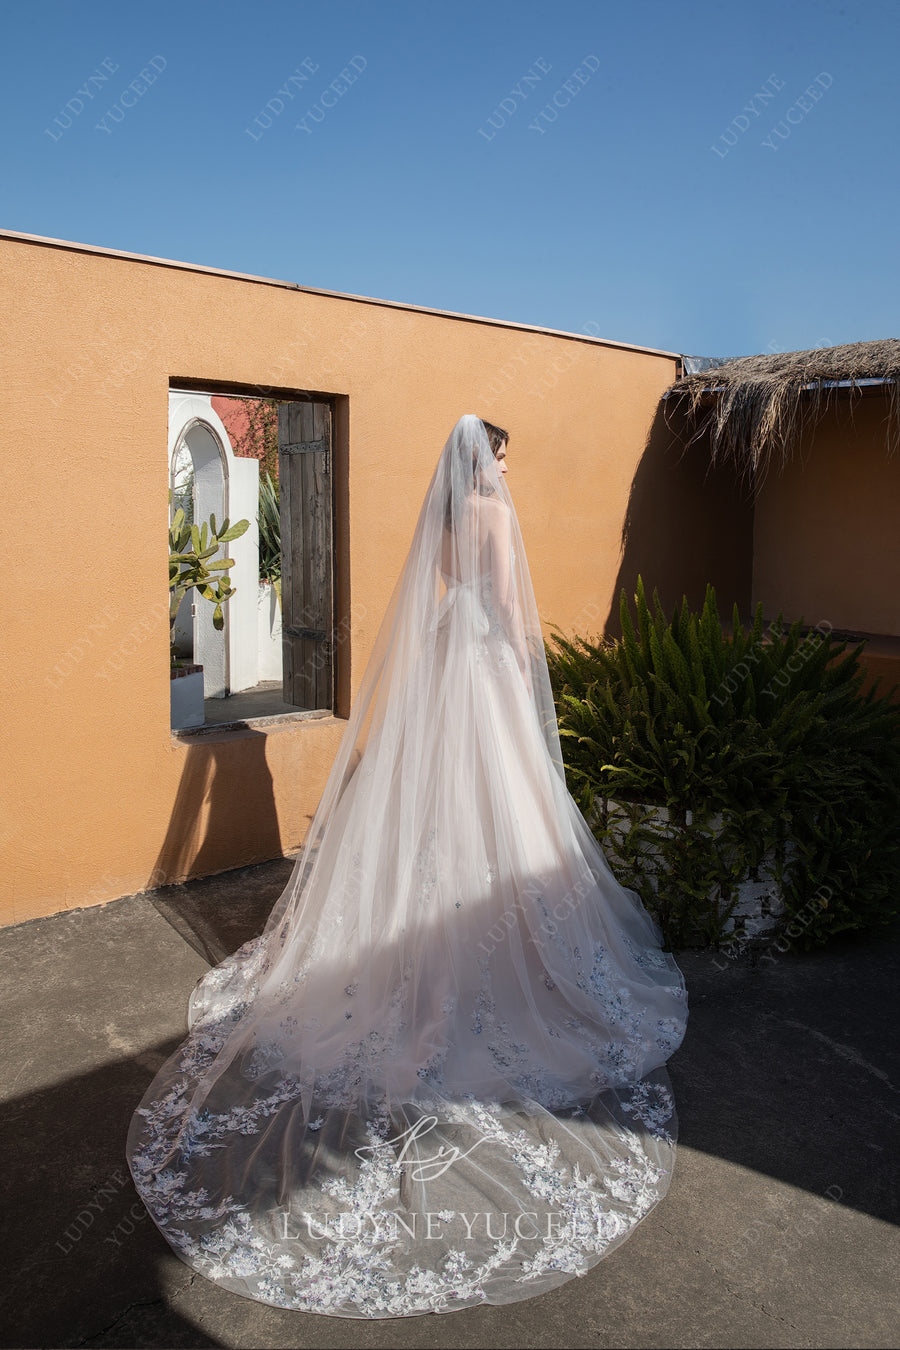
[594,798,797,941]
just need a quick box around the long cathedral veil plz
[126,415,688,1317]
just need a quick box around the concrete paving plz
[2,857,898,1349]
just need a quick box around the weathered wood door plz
[277,401,334,709]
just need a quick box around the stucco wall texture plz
[752,392,900,637]
[11,231,896,928]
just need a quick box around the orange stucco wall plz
[6,231,735,927]
[752,391,900,636]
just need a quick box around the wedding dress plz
[126,414,688,1318]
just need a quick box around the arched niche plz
[167,393,260,699]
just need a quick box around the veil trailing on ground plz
[126,415,688,1318]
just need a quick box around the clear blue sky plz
[2,0,897,358]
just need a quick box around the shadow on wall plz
[147,731,290,960]
[143,398,756,946]
[604,399,755,641]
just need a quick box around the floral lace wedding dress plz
[126,415,688,1317]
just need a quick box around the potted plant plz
[169,490,249,728]
[545,576,900,951]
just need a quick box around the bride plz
[126,414,688,1318]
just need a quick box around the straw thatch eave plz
[662,338,900,495]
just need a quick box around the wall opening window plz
[168,385,339,736]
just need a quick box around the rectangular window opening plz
[167,382,346,737]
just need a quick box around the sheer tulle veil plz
[126,414,688,1317]
[212,415,565,978]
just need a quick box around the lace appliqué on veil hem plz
[130,999,677,1316]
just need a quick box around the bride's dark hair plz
[480,419,509,454]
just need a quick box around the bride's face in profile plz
[474,440,509,493]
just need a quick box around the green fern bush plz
[545,576,900,950]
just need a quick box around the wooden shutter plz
[277,401,334,709]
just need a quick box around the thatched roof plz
[663,338,900,492]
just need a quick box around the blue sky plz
[2,0,897,357]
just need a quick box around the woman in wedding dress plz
[126,414,688,1318]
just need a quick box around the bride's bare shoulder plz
[463,493,509,539]
[478,494,510,521]
[483,495,511,533]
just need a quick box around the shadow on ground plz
[2,860,898,1349]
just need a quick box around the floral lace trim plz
[186,892,684,1120]
[130,1068,672,1316]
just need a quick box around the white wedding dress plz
[126,416,688,1317]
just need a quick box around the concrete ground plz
[2,857,898,1350]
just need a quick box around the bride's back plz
[440,491,507,584]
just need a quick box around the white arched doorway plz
[167,393,260,699]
